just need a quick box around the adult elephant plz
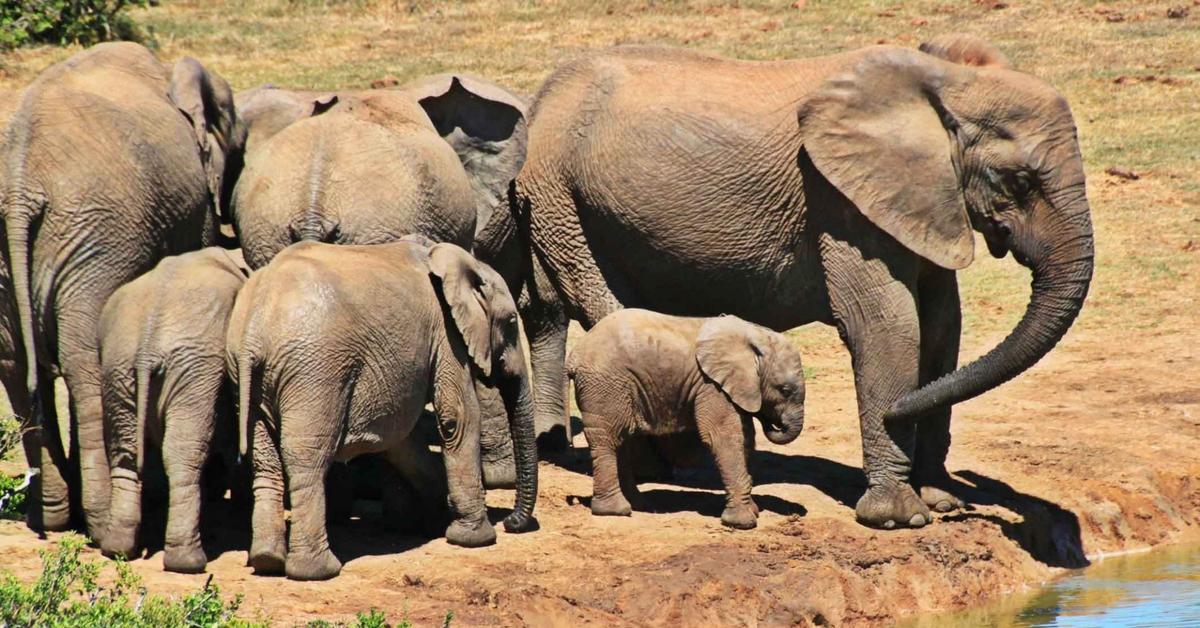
[230,75,527,268]
[513,35,1094,529]
[229,75,528,486]
[0,42,241,536]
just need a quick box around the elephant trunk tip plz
[502,512,539,534]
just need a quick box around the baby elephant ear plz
[919,33,1012,69]
[404,74,528,232]
[429,243,492,377]
[696,317,763,414]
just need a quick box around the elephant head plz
[797,36,1094,420]
[225,86,340,220]
[402,75,528,235]
[427,243,537,532]
[169,57,243,224]
[696,317,806,445]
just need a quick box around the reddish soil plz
[2,305,1197,627]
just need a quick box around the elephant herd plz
[0,31,1093,581]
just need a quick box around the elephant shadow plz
[941,470,1088,569]
[547,430,1085,568]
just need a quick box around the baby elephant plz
[98,248,249,573]
[568,309,806,529]
[227,239,537,581]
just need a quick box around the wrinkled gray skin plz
[96,248,248,573]
[0,43,242,538]
[568,309,805,529]
[227,240,537,581]
[515,36,1094,529]
[230,76,529,487]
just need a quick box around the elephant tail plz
[237,344,260,457]
[4,204,40,418]
[133,360,156,476]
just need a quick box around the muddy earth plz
[1,293,1197,626]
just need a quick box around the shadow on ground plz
[545,431,1086,569]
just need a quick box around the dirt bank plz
[2,302,1197,626]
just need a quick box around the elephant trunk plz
[889,192,1094,420]
[499,359,538,533]
[101,363,153,558]
[763,408,805,445]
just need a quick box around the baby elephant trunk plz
[761,407,804,445]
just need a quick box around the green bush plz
[0,534,260,627]
[0,1,151,50]
[0,533,453,626]
[0,415,26,520]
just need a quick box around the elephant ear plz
[404,74,528,232]
[429,243,494,377]
[919,34,1012,69]
[696,317,763,414]
[798,48,974,270]
[170,57,238,220]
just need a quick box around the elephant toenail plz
[909,513,927,527]
[883,519,896,530]
[935,501,954,513]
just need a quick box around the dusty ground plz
[2,306,1199,626]
[0,0,1198,626]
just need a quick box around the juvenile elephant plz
[231,77,529,487]
[515,35,1094,529]
[0,43,242,536]
[227,240,537,581]
[96,248,248,573]
[230,75,527,269]
[568,309,805,529]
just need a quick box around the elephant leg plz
[57,344,109,540]
[581,413,630,517]
[475,379,515,489]
[432,362,494,549]
[385,436,450,537]
[248,417,286,575]
[6,366,69,532]
[615,442,644,510]
[912,268,966,514]
[821,234,929,529]
[521,255,571,450]
[161,389,218,574]
[695,393,756,529]
[279,412,342,581]
[99,369,141,559]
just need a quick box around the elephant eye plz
[779,383,794,396]
[1004,170,1037,201]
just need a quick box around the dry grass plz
[0,0,1196,361]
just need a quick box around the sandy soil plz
[1,291,1197,626]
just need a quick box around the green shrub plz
[0,415,26,520]
[0,1,151,50]
[0,533,260,627]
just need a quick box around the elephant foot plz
[855,483,931,530]
[918,483,966,514]
[28,504,71,533]
[720,504,758,530]
[590,493,632,517]
[285,548,342,581]
[248,539,287,576]
[482,459,516,490]
[99,528,139,560]
[446,518,497,548]
[164,544,208,574]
